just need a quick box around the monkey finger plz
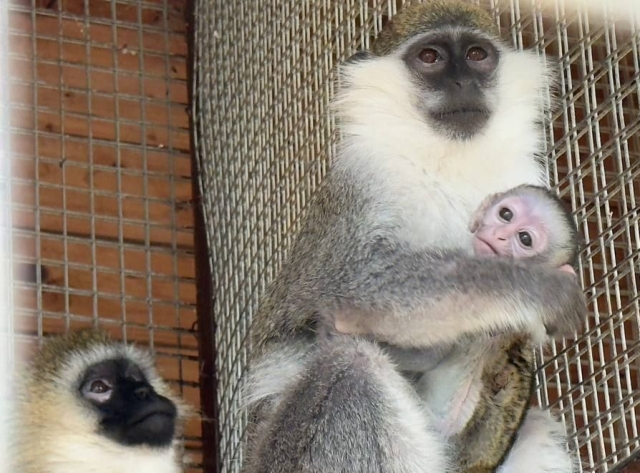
[558,264,576,275]
[544,292,587,338]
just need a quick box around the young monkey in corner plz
[10,330,189,473]
[435,184,580,472]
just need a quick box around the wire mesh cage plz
[193,1,640,472]
[8,0,204,471]
[1,0,15,466]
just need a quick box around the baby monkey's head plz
[470,185,579,269]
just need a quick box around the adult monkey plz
[242,1,585,472]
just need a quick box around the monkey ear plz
[469,192,501,232]
[468,212,483,233]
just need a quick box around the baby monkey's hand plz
[559,264,576,275]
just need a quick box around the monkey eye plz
[418,48,441,64]
[518,231,533,247]
[498,207,513,222]
[466,46,488,61]
[82,378,113,403]
[90,380,111,393]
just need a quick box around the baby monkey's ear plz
[469,192,503,233]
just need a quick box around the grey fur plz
[253,171,584,351]
[243,336,451,473]
[243,132,583,473]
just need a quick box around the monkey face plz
[78,357,177,448]
[401,30,500,140]
[472,194,550,260]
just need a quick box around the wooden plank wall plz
[8,0,204,470]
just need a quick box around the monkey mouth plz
[432,108,490,118]
[427,107,491,139]
[131,411,174,425]
[128,404,177,428]
[120,411,177,448]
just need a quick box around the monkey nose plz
[134,385,152,400]
[454,79,472,89]
[492,227,510,241]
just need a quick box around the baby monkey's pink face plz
[473,195,549,259]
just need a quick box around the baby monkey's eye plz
[518,231,533,247]
[499,207,513,222]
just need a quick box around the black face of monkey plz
[78,358,177,448]
[402,31,500,139]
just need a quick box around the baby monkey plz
[447,184,580,472]
[470,184,579,270]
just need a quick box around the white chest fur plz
[45,433,181,473]
[340,138,544,251]
[334,51,550,250]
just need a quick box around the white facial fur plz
[333,39,553,252]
